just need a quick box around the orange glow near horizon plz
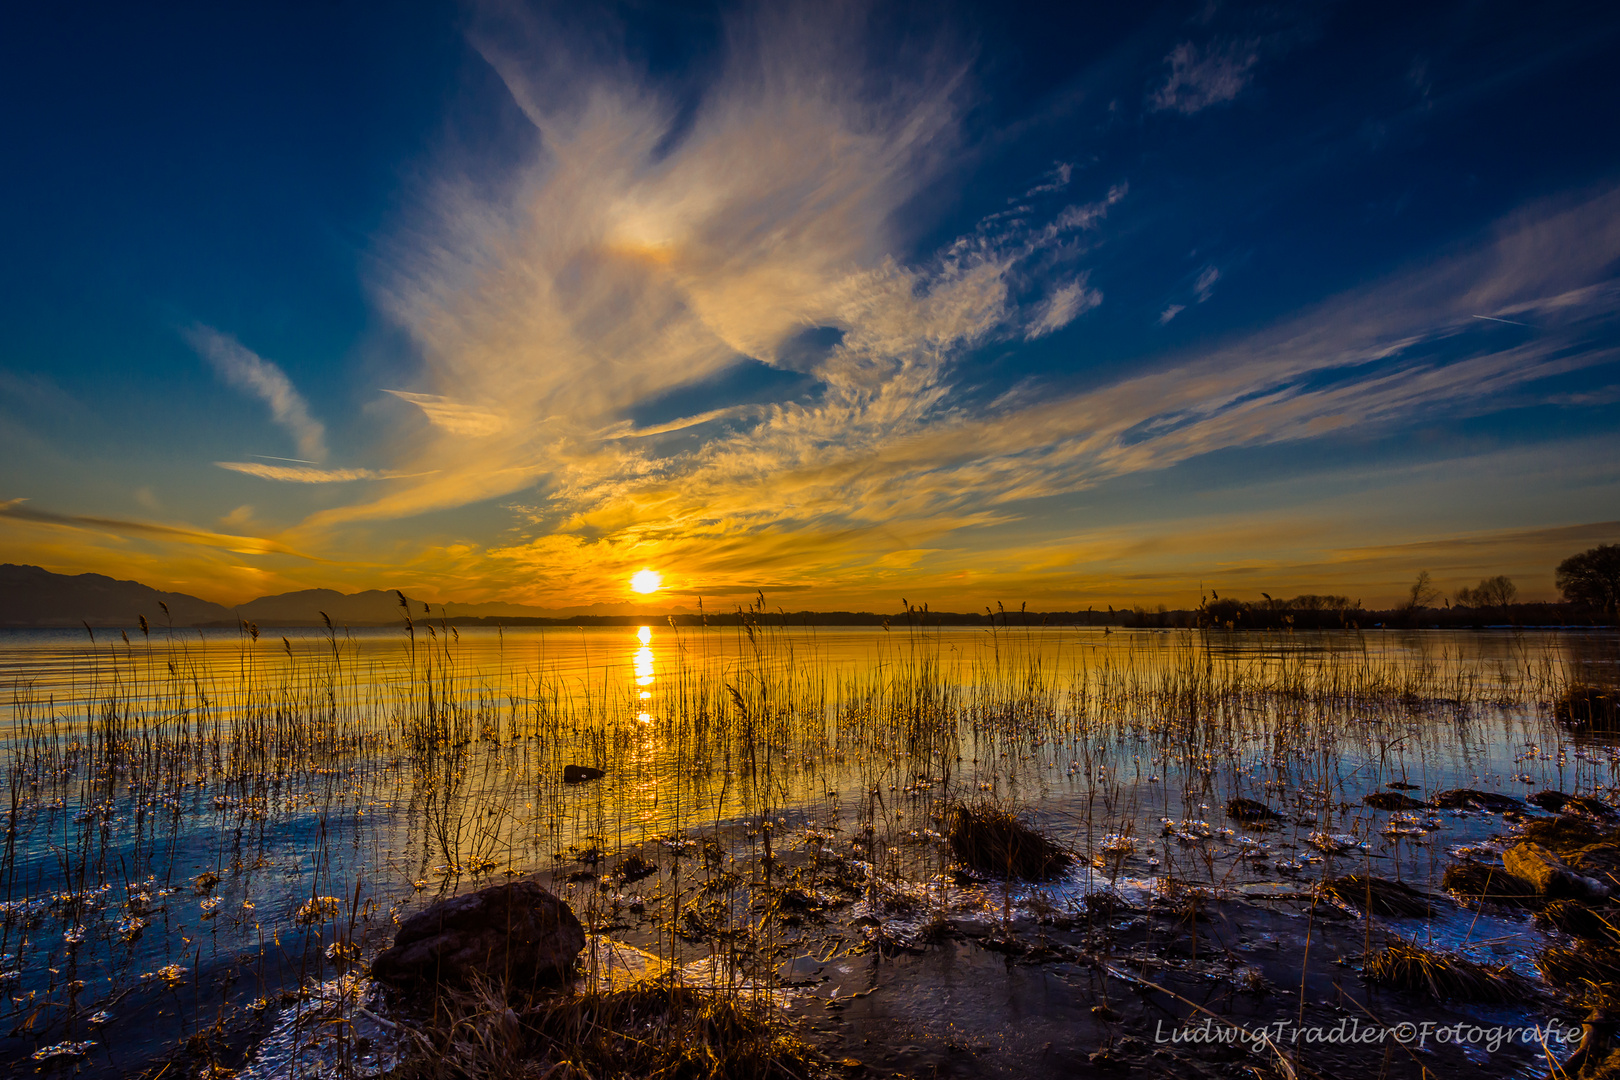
[630,568,662,594]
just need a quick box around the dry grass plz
[1225,797,1282,823]
[1441,862,1543,910]
[947,800,1071,880]
[1539,946,1620,1005]
[388,977,824,1080]
[1362,939,1533,1003]
[1554,685,1619,730]
[1317,874,1434,917]
[1536,899,1620,944]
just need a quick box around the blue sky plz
[2,0,1618,611]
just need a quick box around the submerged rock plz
[1363,791,1427,811]
[563,764,605,784]
[371,879,585,988]
[1503,841,1611,900]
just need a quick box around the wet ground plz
[511,817,1580,1080]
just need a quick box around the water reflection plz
[634,625,655,695]
[0,624,1615,1078]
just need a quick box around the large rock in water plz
[1503,842,1612,901]
[371,879,585,988]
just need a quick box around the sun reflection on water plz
[633,627,655,699]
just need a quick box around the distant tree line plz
[1185,543,1620,630]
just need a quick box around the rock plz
[563,764,605,784]
[1503,841,1612,900]
[371,879,585,988]
[1226,797,1282,822]
[1363,791,1427,811]
[1429,788,1524,812]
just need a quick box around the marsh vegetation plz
[2,612,1618,1077]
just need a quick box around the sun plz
[629,568,662,594]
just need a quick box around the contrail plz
[250,454,320,464]
[1471,314,1530,327]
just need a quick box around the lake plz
[2,623,1616,1076]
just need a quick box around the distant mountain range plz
[0,564,566,627]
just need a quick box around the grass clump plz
[1555,685,1620,731]
[1363,939,1533,1003]
[947,801,1071,880]
[389,978,822,1080]
[1441,862,1542,910]
[1539,946,1620,1003]
[1362,791,1427,811]
[1318,874,1434,917]
[1536,899,1620,944]
[1226,797,1282,823]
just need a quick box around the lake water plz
[1,624,1615,1075]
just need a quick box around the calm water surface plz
[1,625,1615,1075]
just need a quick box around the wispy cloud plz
[187,326,328,463]
[251,6,1620,606]
[0,497,311,557]
[381,390,509,436]
[1025,277,1103,340]
[1192,265,1220,302]
[213,462,423,483]
[1150,40,1260,114]
[297,5,1117,541]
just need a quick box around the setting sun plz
[629,569,662,594]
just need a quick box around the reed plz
[0,615,1611,1076]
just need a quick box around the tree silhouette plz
[1454,575,1517,607]
[1404,570,1441,611]
[1557,544,1620,617]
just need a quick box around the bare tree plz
[1404,570,1442,611]
[1454,575,1517,607]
